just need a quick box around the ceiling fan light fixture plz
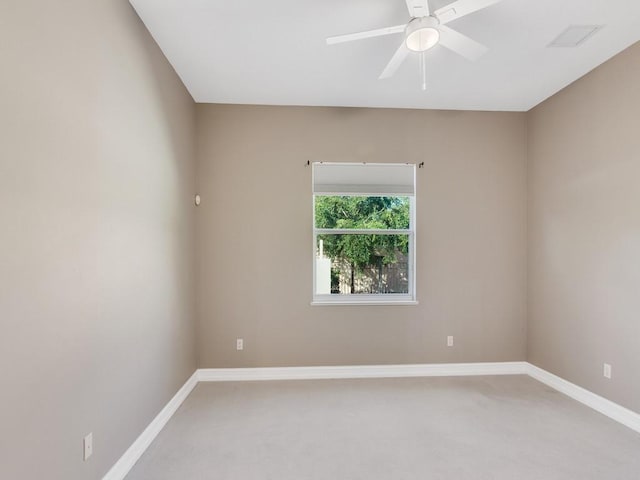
[405,16,440,52]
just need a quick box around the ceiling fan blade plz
[405,0,430,18]
[434,0,503,25]
[379,42,410,79]
[437,25,488,61]
[326,25,406,45]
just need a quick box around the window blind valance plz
[312,162,416,196]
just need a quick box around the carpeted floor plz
[125,375,640,479]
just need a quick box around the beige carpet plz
[125,375,640,479]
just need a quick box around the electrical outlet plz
[83,433,93,461]
[603,363,612,379]
[447,336,454,347]
[236,338,244,351]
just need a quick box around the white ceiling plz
[130,0,640,111]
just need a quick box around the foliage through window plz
[312,163,416,304]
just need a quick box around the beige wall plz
[195,105,527,367]
[527,42,640,412]
[0,1,196,479]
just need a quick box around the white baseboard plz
[526,363,640,434]
[104,361,640,479]
[197,361,528,382]
[102,371,198,480]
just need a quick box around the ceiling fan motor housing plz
[405,16,440,52]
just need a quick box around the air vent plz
[548,25,604,48]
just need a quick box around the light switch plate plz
[83,433,93,461]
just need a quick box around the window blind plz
[312,162,416,196]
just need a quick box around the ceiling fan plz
[326,0,504,89]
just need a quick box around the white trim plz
[409,194,416,300]
[311,300,419,306]
[315,228,411,235]
[102,371,198,480]
[311,293,416,306]
[197,362,528,382]
[525,363,640,434]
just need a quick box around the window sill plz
[311,300,418,306]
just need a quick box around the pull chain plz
[419,51,427,91]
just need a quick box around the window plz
[312,162,416,305]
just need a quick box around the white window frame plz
[311,163,417,306]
